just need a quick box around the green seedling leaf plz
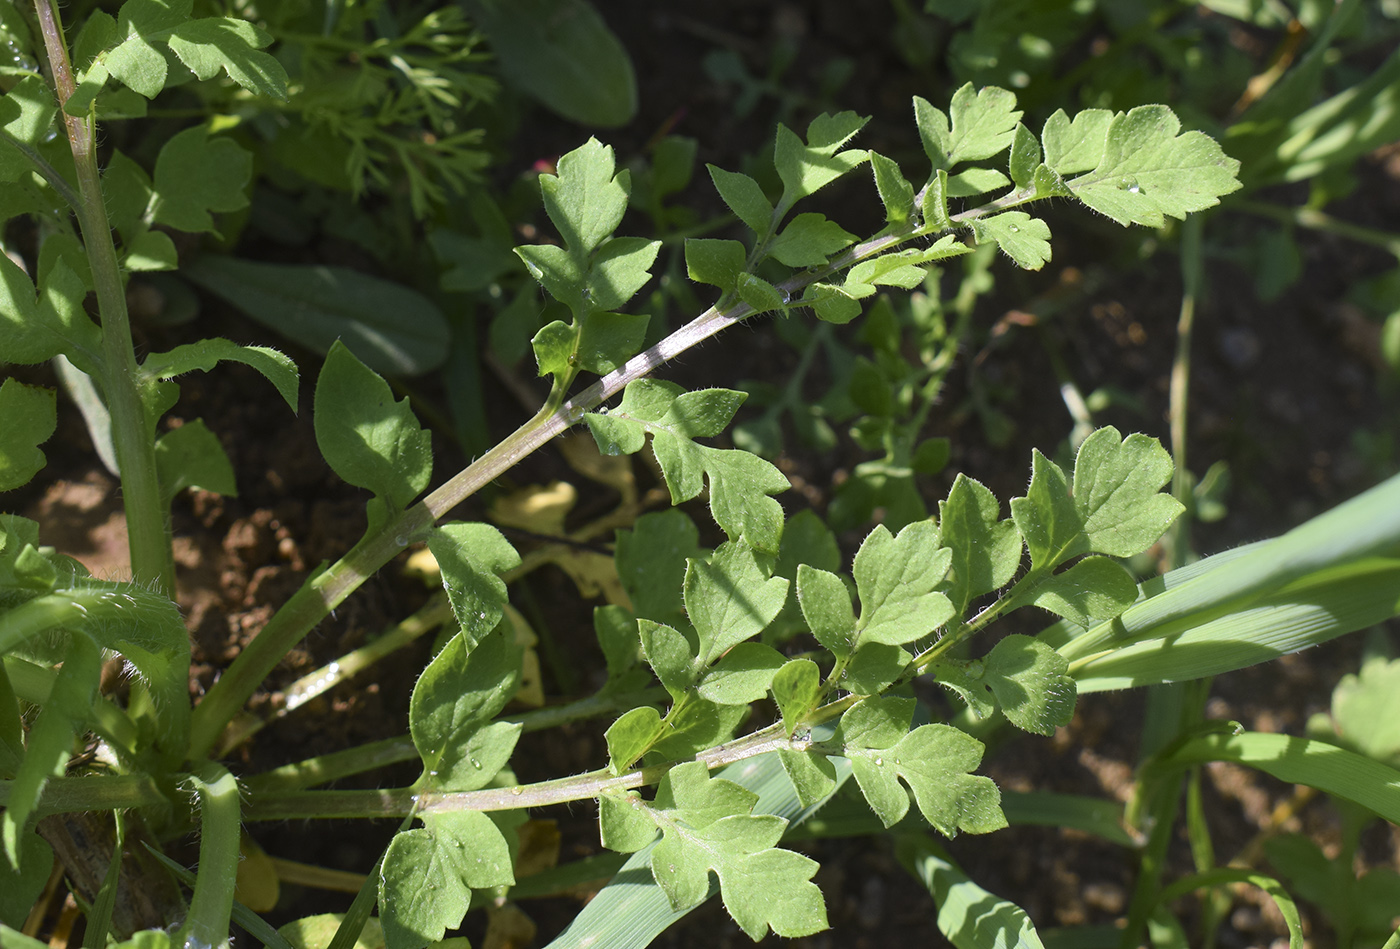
[0,77,58,184]
[838,697,1005,835]
[380,810,515,949]
[1012,430,1183,570]
[1040,109,1113,175]
[968,212,1052,270]
[605,706,664,774]
[843,642,911,696]
[150,127,251,234]
[313,341,432,517]
[1018,556,1139,627]
[183,257,451,376]
[142,338,299,412]
[777,746,838,809]
[945,167,1010,197]
[735,273,788,316]
[1008,123,1041,190]
[427,522,520,649]
[767,509,842,643]
[1011,449,1081,571]
[577,310,650,375]
[797,564,857,657]
[595,605,642,681]
[531,320,573,379]
[154,419,235,501]
[915,84,1022,172]
[586,381,790,551]
[0,379,55,492]
[644,761,828,939]
[1072,426,1183,557]
[166,17,288,99]
[938,474,1022,619]
[2,633,100,864]
[542,138,629,258]
[615,509,702,630]
[409,625,522,789]
[853,521,954,647]
[651,699,747,762]
[0,251,46,365]
[802,281,864,325]
[599,791,659,853]
[588,237,661,312]
[464,0,636,127]
[981,635,1075,736]
[685,238,747,294]
[773,112,870,214]
[766,213,857,268]
[686,542,789,666]
[870,152,915,223]
[696,642,786,705]
[771,658,821,736]
[1066,105,1242,227]
[707,166,774,236]
[922,168,952,230]
[639,618,697,700]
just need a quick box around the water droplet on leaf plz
[1008,225,1019,233]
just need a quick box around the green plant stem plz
[241,686,667,794]
[244,695,857,821]
[173,762,241,949]
[0,773,169,816]
[187,194,1017,761]
[33,0,173,596]
[1168,214,1203,562]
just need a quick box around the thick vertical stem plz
[33,0,174,596]
[174,763,241,949]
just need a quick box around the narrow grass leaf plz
[896,834,1046,949]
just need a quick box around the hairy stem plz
[173,763,241,949]
[33,0,174,596]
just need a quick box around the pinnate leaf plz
[1011,429,1183,568]
[645,761,828,939]
[585,381,790,551]
[838,697,1006,835]
[853,521,954,646]
[313,341,431,515]
[773,111,869,213]
[1067,105,1242,227]
[916,84,1022,172]
[615,509,701,629]
[1008,122,1041,189]
[541,138,629,256]
[981,635,1076,736]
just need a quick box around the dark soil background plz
[11,2,1400,947]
